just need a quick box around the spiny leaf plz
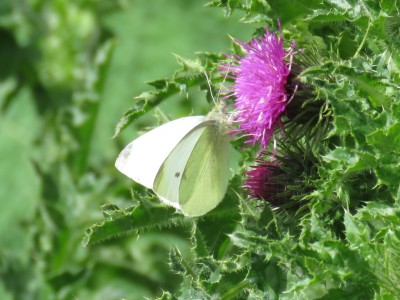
[218,254,252,274]
[335,65,392,109]
[228,229,269,254]
[205,0,271,22]
[375,163,400,198]
[113,81,181,137]
[308,0,378,22]
[155,291,176,300]
[196,186,241,258]
[114,52,223,137]
[173,54,205,74]
[190,223,210,258]
[367,123,400,156]
[82,201,187,246]
[169,248,197,277]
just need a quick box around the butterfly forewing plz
[115,116,206,189]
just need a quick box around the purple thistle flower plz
[222,26,295,150]
[243,160,284,204]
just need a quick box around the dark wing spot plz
[175,172,180,178]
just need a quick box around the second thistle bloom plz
[243,160,284,204]
[224,27,295,149]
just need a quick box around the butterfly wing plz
[115,116,207,190]
[179,123,231,216]
[153,124,208,209]
[154,121,231,216]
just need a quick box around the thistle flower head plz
[243,139,320,208]
[243,160,284,204]
[222,26,295,150]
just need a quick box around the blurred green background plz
[0,0,253,298]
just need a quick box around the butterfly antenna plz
[204,64,232,129]
[204,62,231,101]
[204,71,216,105]
[219,63,230,92]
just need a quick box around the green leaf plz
[344,210,365,245]
[113,81,181,137]
[190,223,210,258]
[228,229,270,256]
[82,200,187,246]
[335,65,392,109]
[367,123,400,156]
[375,164,400,198]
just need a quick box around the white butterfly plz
[115,113,231,217]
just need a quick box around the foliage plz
[1,0,400,299]
[88,0,400,299]
[0,0,248,299]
